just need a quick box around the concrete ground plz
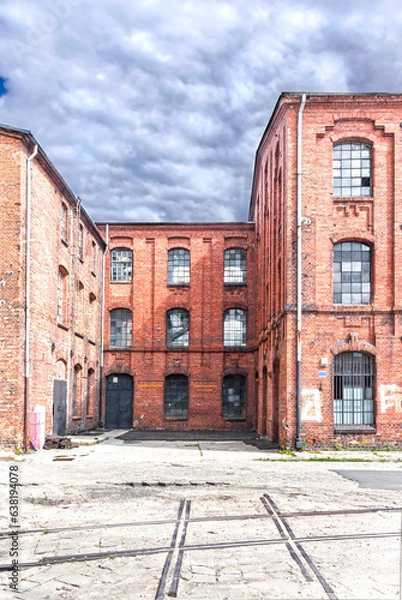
[0,431,402,600]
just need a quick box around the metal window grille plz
[167,309,189,348]
[224,248,246,284]
[333,242,371,305]
[224,309,246,347]
[111,249,132,282]
[333,142,371,197]
[164,375,188,419]
[110,309,132,347]
[168,249,190,285]
[222,375,247,419]
[334,352,374,427]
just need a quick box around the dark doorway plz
[53,379,67,436]
[106,374,133,428]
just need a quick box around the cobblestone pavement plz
[0,432,401,600]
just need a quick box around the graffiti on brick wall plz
[378,384,402,413]
[301,389,322,421]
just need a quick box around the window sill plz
[164,416,188,421]
[61,238,69,247]
[72,416,81,421]
[57,322,69,331]
[334,426,376,434]
[110,280,132,284]
[223,417,246,421]
[333,196,373,202]
[168,284,190,288]
[75,332,84,339]
[224,346,247,350]
[91,270,96,277]
[224,283,247,287]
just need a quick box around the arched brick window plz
[164,375,188,419]
[168,248,190,285]
[333,241,371,305]
[224,248,246,284]
[334,352,374,427]
[223,309,246,347]
[222,374,247,420]
[166,309,189,348]
[110,309,132,347]
[111,248,132,282]
[333,142,371,197]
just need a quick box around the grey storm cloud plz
[1,0,402,222]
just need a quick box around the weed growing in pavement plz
[278,448,296,457]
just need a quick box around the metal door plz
[106,374,133,428]
[53,379,67,436]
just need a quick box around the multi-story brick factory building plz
[96,223,256,432]
[250,92,402,448]
[1,92,402,449]
[0,125,105,450]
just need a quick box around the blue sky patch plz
[0,77,7,97]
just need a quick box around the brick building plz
[2,92,402,449]
[250,92,402,448]
[0,125,105,450]
[96,223,256,431]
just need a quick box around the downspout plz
[295,94,306,451]
[23,144,38,452]
[99,224,108,428]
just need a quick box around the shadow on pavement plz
[116,429,277,450]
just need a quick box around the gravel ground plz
[0,431,401,600]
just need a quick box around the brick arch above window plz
[222,365,248,378]
[330,232,375,246]
[165,365,189,377]
[330,333,377,357]
[105,365,133,377]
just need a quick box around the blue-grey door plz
[106,374,133,428]
[53,379,67,436]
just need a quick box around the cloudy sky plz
[0,0,401,223]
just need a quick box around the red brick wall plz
[98,223,257,431]
[251,93,402,448]
[0,129,105,449]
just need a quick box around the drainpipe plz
[99,224,108,428]
[23,144,38,452]
[295,94,306,451]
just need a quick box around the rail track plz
[1,496,401,599]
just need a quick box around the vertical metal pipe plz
[23,144,38,451]
[296,94,306,450]
[99,223,108,427]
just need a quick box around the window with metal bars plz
[166,309,189,348]
[224,309,246,347]
[168,248,190,285]
[333,142,371,197]
[333,352,374,427]
[164,375,188,419]
[333,241,371,305]
[110,309,132,347]
[111,248,132,282]
[224,248,246,284]
[222,375,247,419]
